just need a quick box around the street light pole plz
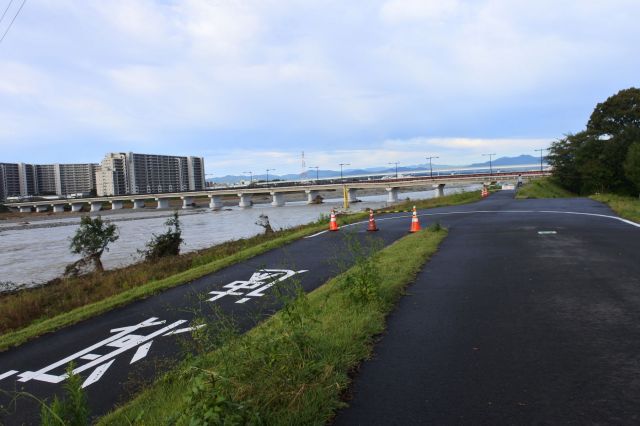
[426,156,439,178]
[482,153,496,175]
[243,171,253,184]
[534,148,548,173]
[266,168,275,186]
[339,163,350,182]
[309,166,319,181]
[388,162,399,178]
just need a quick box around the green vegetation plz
[40,366,89,426]
[99,228,447,425]
[548,87,640,195]
[590,193,640,223]
[68,215,119,274]
[139,211,183,261]
[515,178,576,199]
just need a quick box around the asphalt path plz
[334,191,640,425]
[1,191,637,424]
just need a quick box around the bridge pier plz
[347,188,359,203]
[433,183,446,198]
[89,202,102,213]
[19,205,32,213]
[36,205,49,213]
[181,196,194,209]
[111,200,124,210]
[52,204,65,213]
[208,195,224,210]
[270,192,285,207]
[306,190,321,204]
[156,198,169,209]
[386,187,399,203]
[70,202,83,212]
[132,199,145,209]
[238,193,252,208]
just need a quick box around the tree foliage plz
[624,142,640,195]
[140,211,183,261]
[69,215,119,272]
[548,87,640,194]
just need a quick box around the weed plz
[40,364,90,426]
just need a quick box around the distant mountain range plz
[207,154,544,184]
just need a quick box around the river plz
[0,185,479,290]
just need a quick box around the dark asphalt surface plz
[335,191,640,425]
[2,191,638,424]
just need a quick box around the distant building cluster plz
[0,152,205,201]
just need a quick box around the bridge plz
[5,171,549,214]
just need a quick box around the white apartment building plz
[96,152,206,196]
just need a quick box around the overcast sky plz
[0,0,638,175]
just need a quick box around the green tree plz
[548,87,640,194]
[624,142,640,196]
[139,211,183,261]
[69,215,119,272]
[587,87,640,136]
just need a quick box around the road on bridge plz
[334,191,640,425]
[1,191,638,424]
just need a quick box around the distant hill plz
[207,154,544,184]
[468,154,542,168]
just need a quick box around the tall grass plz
[591,193,640,223]
[99,228,447,425]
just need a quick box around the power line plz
[0,0,27,45]
[0,0,15,25]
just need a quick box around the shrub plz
[139,211,183,261]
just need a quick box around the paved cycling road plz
[2,191,637,424]
[334,192,640,425]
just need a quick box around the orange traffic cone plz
[481,186,489,198]
[409,206,421,233]
[367,209,378,232]
[329,209,339,231]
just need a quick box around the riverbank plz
[98,227,447,425]
[0,191,481,352]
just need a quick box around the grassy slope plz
[515,178,575,199]
[590,193,640,223]
[99,228,447,425]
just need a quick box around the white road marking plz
[538,231,557,235]
[82,360,114,388]
[304,209,640,238]
[130,342,152,364]
[0,370,18,381]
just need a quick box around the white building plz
[96,152,206,196]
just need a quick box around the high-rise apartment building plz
[0,162,97,200]
[96,152,206,196]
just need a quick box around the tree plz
[69,215,119,273]
[548,87,640,195]
[139,211,183,261]
[587,87,640,136]
[624,142,640,196]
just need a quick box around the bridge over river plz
[6,171,548,214]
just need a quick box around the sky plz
[0,0,638,176]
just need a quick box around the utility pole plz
[482,153,496,175]
[388,162,399,178]
[266,169,275,186]
[243,171,253,184]
[339,163,350,182]
[426,156,439,178]
[309,166,319,181]
[534,148,548,173]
